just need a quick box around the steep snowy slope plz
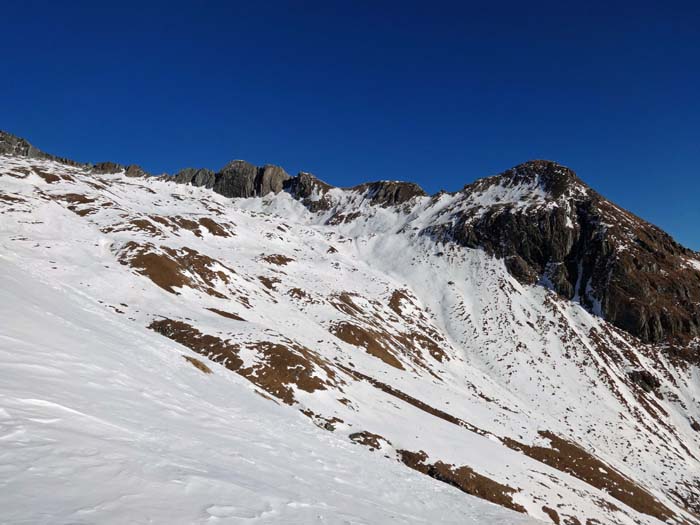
[1,141,700,525]
[0,257,535,524]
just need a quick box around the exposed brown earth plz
[149,319,336,405]
[301,409,344,431]
[33,168,61,183]
[502,431,679,523]
[261,254,295,266]
[349,431,391,451]
[258,275,281,290]
[207,308,245,321]
[398,449,526,514]
[337,364,486,436]
[183,355,213,374]
[331,322,405,369]
[198,217,231,237]
[330,292,448,368]
[117,241,232,298]
[542,506,561,524]
[326,211,361,225]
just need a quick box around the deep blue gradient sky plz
[2,1,699,248]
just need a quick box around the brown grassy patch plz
[52,193,100,216]
[542,506,560,524]
[331,292,448,365]
[198,217,231,237]
[261,254,295,266]
[33,168,61,183]
[183,355,213,374]
[102,218,163,236]
[258,275,281,290]
[337,364,486,436]
[326,211,361,225]
[55,193,95,205]
[171,216,203,237]
[149,319,335,405]
[207,308,245,321]
[503,431,678,522]
[331,322,405,369]
[0,193,26,204]
[349,431,391,451]
[398,449,526,513]
[118,242,232,298]
[301,409,344,431]
[388,289,412,316]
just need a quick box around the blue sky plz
[2,1,699,248]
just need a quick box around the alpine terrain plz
[1,129,700,525]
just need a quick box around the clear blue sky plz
[2,1,699,249]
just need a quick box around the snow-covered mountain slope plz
[1,148,700,525]
[0,256,537,525]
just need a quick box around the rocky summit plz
[2,130,700,525]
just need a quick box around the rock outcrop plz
[175,160,290,199]
[351,180,426,207]
[440,160,700,343]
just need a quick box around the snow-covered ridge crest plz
[2,142,700,524]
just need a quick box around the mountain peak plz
[506,160,586,197]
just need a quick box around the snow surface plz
[0,256,535,524]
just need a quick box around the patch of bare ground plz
[398,449,526,514]
[51,193,100,216]
[502,431,680,523]
[170,216,204,237]
[337,364,487,436]
[258,275,281,290]
[261,254,295,266]
[0,193,25,204]
[183,355,213,374]
[4,167,30,178]
[287,287,307,300]
[326,211,362,225]
[349,431,391,451]
[301,409,344,431]
[33,168,61,183]
[198,217,232,237]
[542,506,560,524]
[117,241,233,298]
[149,319,335,405]
[327,245,338,254]
[331,292,448,366]
[102,218,163,236]
[207,308,245,321]
[388,289,413,316]
[331,322,405,369]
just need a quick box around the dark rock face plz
[352,181,426,207]
[214,160,258,198]
[174,168,216,188]
[91,162,124,174]
[174,160,290,199]
[0,130,47,159]
[441,160,700,343]
[257,164,290,196]
[0,130,81,166]
[125,165,148,178]
[283,172,334,211]
[628,370,662,393]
